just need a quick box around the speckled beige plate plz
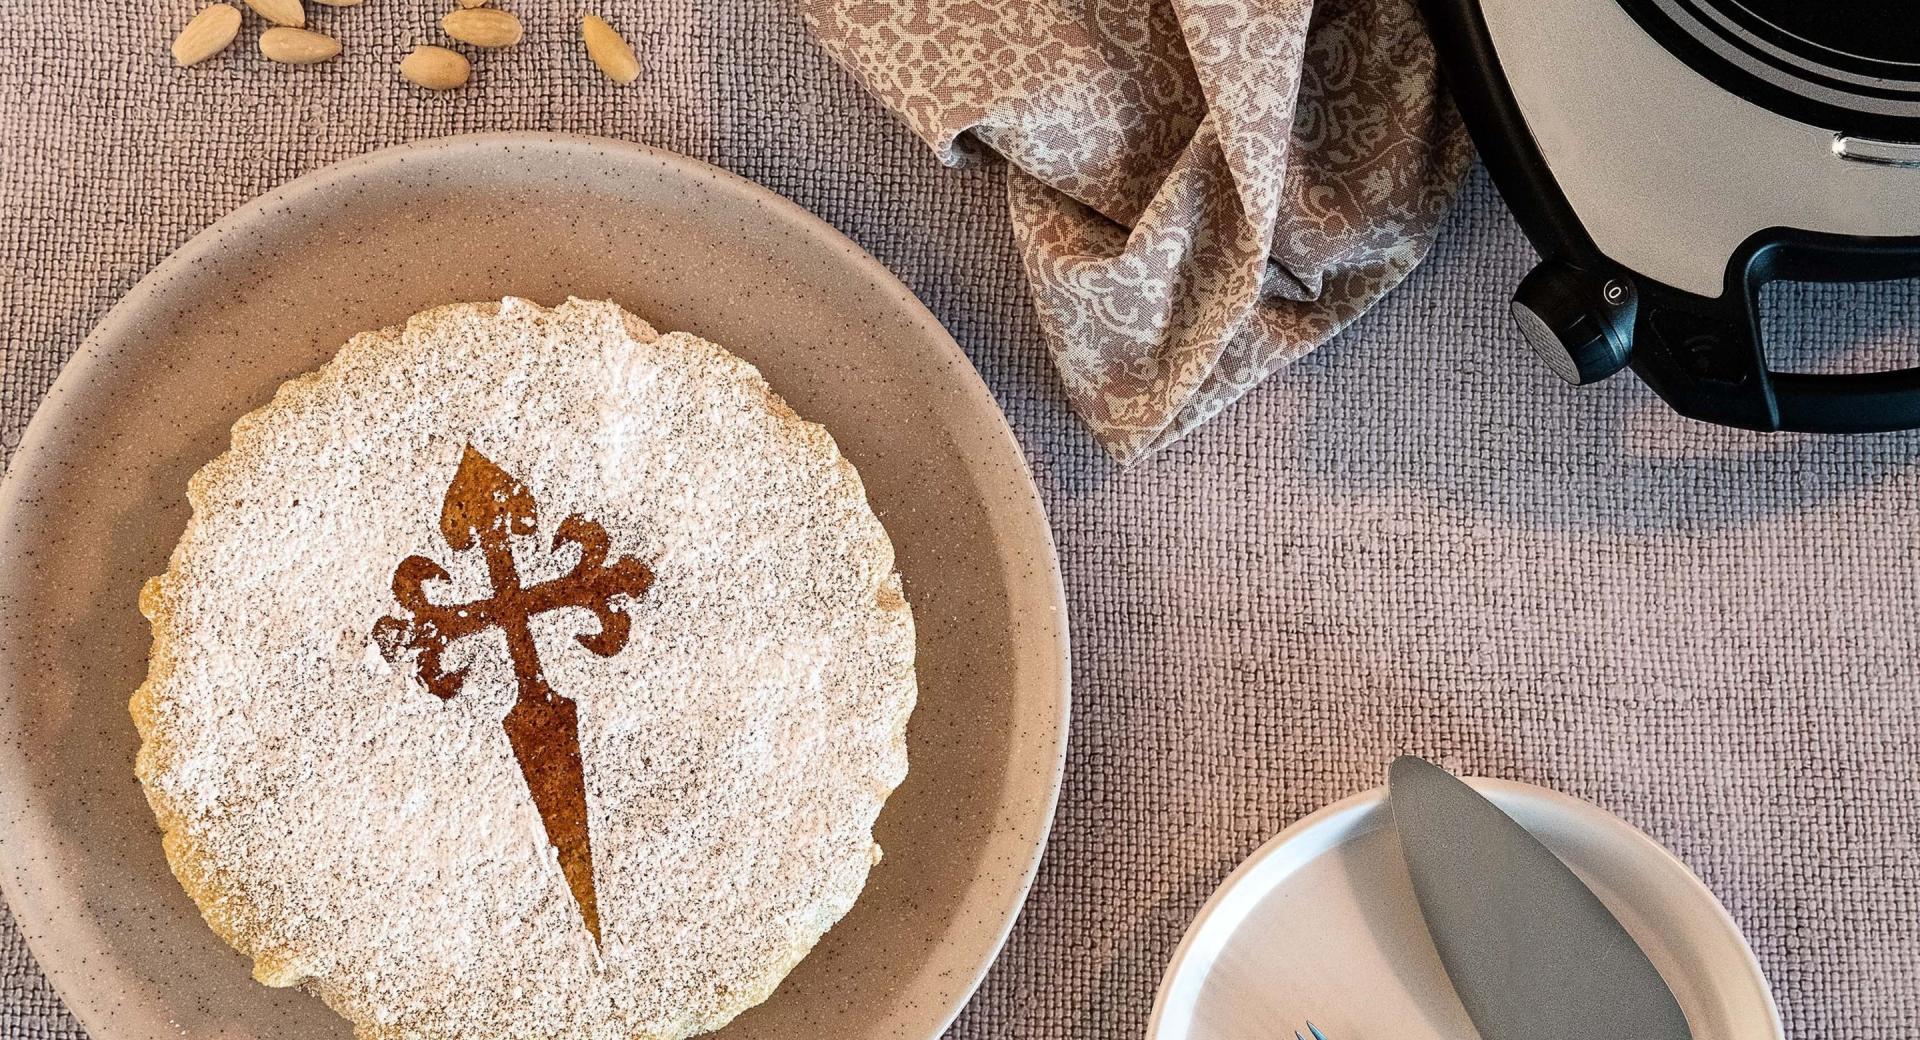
[0,133,1069,1040]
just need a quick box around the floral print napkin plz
[802,0,1472,462]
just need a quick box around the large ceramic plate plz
[0,133,1069,1040]
[1149,779,1781,1040]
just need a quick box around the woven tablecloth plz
[5,2,1920,1037]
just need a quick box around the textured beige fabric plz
[802,0,1470,462]
[3,2,1920,1039]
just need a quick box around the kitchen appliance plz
[1389,757,1694,1040]
[1421,0,1920,431]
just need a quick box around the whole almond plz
[172,3,243,66]
[312,0,363,5]
[441,8,522,47]
[581,14,639,84]
[400,45,470,90]
[245,0,305,27]
[259,26,340,64]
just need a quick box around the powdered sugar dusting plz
[132,298,916,1040]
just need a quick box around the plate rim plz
[0,131,1071,1039]
[1144,777,1784,1040]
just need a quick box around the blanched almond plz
[259,26,340,63]
[400,45,471,90]
[581,15,639,84]
[245,0,305,27]
[172,3,243,66]
[441,8,522,47]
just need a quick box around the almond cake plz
[132,297,916,1039]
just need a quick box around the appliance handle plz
[1770,369,1920,432]
[1751,233,1920,433]
[1632,231,1920,434]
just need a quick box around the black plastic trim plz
[1416,0,1600,266]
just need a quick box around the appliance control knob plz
[1509,259,1637,385]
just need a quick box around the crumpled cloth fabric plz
[803,0,1472,462]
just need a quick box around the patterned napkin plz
[802,0,1471,462]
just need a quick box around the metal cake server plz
[1388,756,1693,1040]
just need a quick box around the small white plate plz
[1148,778,1782,1040]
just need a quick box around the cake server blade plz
[1388,756,1692,1040]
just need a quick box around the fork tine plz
[1295,1033,1307,1040]
[1307,1024,1329,1040]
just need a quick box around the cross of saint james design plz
[372,444,653,945]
